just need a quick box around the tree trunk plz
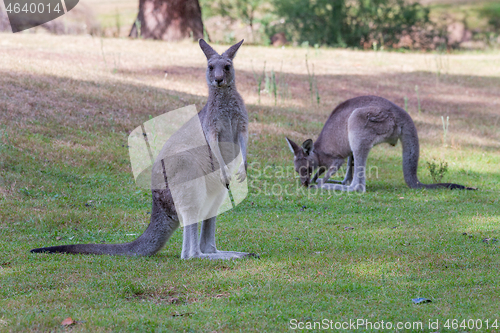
[129,0,204,41]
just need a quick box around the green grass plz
[0,34,499,332]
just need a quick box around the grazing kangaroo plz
[31,39,254,259]
[286,95,475,192]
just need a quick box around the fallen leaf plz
[344,226,354,230]
[61,317,74,326]
[412,297,432,304]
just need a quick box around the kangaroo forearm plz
[238,131,248,166]
[207,132,227,169]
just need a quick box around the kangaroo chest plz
[216,116,239,142]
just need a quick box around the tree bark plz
[129,0,204,41]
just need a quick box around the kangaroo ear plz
[199,39,219,60]
[301,139,313,155]
[222,39,244,60]
[286,137,300,155]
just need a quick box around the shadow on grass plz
[1,67,499,141]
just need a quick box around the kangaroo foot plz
[212,250,259,258]
[182,251,257,260]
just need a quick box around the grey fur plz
[286,96,475,192]
[31,39,255,259]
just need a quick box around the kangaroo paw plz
[236,164,247,182]
[220,165,231,188]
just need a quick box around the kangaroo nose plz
[215,77,223,84]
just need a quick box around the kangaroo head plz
[199,39,244,89]
[286,137,316,187]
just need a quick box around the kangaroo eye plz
[209,65,214,71]
[224,65,230,71]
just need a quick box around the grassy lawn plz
[0,34,499,332]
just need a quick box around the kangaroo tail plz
[399,112,475,191]
[30,193,180,256]
[30,243,133,255]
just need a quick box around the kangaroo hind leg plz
[199,216,255,259]
[180,182,254,260]
[313,107,385,192]
[343,106,396,192]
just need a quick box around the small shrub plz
[426,159,448,183]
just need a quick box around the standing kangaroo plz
[286,95,475,192]
[31,39,254,259]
